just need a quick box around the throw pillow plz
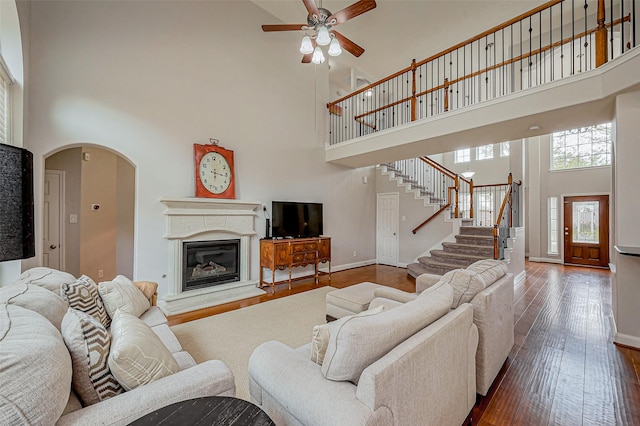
[133,280,158,303]
[98,275,151,318]
[61,275,111,328]
[12,266,76,294]
[0,304,72,425]
[311,306,385,366]
[321,282,452,384]
[440,268,490,308]
[61,308,124,406]
[108,310,179,391]
[0,282,68,331]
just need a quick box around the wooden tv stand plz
[259,237,331,292]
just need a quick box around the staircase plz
[407,225,494,278]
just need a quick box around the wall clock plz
[194,142,235,199]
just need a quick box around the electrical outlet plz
[98,269,104,278]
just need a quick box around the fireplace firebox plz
[182,240,240,292]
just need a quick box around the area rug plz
[171,286,334,401]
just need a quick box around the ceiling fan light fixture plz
[316,25,331,46]
[311,46,325,64]
[300,35,314,54]
[328,37,342,56]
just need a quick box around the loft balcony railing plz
[327,0,638,145]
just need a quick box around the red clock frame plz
[194,143,236,199]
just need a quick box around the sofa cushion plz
[61,308,124,406]
[321,281,453,383]
[108,310,180,390]
[61,275,111,328]
[311,305,384,365]
[0,282,68,331]
[0,304,72,425]
[466,259,508,284]
[441,260,508,308]
[98,275,150,318]
[12,266,76,294]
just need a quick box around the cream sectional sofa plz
[0,268,235,426]
[248,281,478,426]
[374,259,515,396]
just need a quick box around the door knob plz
[50,244,57,250]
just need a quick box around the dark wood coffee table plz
[129,396,275,426]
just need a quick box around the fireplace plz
[183,240,240,291]
[159,197,265,316]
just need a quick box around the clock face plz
[199,152,231,195]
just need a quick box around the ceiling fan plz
[261,0,377,64]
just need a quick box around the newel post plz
[595,0,608,67]
[444,78,450,112]
[508,173,513,227]
[454,175,460,218]
[469,179,474,219]
[411,59,417,121]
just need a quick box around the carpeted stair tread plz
[430,249,489,263]
[459,226,494,236]
[455,234,494,246]
[441,242,494,256]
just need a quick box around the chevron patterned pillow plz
[61,308,124,406]
[61,275,111,328]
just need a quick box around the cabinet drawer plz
[291,242,318,253]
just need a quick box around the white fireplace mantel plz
[158,197,265,316]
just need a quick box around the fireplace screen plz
[183,240,240,291]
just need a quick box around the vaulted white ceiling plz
[252,1,543,95]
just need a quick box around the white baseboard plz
[514,270,527,284]
[614,332,640,349]
[318,259,377,274]
[528,257,563,264]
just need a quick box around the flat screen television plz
[271,201,323,239]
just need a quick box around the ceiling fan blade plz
[301,54,313,63]
[332,31,365,57]
[301,0,321,20]
[262,24,307,32]
[327,0,376,26]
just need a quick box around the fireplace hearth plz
[183,240,240,291]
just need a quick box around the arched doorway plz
[44,145,135,282]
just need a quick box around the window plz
[548,197,559,254]
[476,144,494,160]
[551,123,612,170]
[500,142,510,157]
[0,54,14,145]
[454,148,470,163]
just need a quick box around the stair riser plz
[442,244,494,257]
[408,262,457,277]
[455,236,494,246]
[429,253,478,268]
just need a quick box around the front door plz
[376,193,399,266]
[563,195,609,267]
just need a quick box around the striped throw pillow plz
[61,275,110,328]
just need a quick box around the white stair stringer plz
[378,165,446,209]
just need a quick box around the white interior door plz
[376,192,399,266]
[44,170,64,270]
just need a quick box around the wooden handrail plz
[355,117,376,130]
[474,182,510,189]
[412,203,451,234]
[419,156,457,180]
[414,0,564,69]
[327,65,413,108]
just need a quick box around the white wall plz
[0,0,25,285]
[24,1,376,297]
[525,134,612,262]
[440,143,511,185]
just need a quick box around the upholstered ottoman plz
[325,282,386,320]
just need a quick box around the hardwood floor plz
[168,262,640,425]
